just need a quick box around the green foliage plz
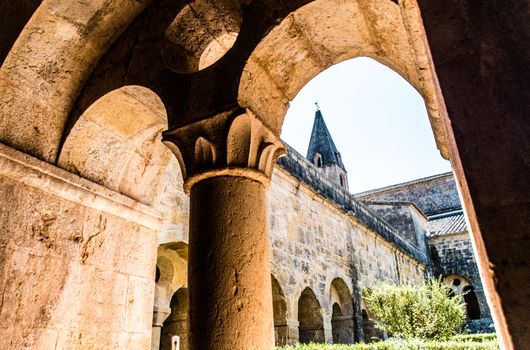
[452,334,498,343]
[362,278,466,340]
[275,334,499,350]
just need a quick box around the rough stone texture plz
[429,232,492,322]
[277,144,429,265]
[189,176,274,350]
[0,144,160,350]
[268,164,425,344]
[357,173,461,216]
[0,0,151,162]
[0,0,41,65]
[364,202,427,249]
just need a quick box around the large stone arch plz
[57,85,174,207]
[298,287,325,344]
[0,0,527,348]
[0,0,153,162]
[329,277,355,344]
[238,0,449,158]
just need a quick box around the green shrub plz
[362,278,466,340]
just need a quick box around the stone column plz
[152,306,171,350]
[163,110,286,350]
[286,319,300,345]
[322,314,333,343]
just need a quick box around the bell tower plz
[306,105,349,191]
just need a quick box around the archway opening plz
[281,57,451,194]
[272,275,288,345]
[298,287,324,344]
[443,275,481,321]
[463,286,481,320]
[330,278,355,344]
[161,288,189,350]
[361,308,381,343]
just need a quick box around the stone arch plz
[0,1,41,64]
[443,275,481,320]
[271,275,289,346]
[238,0,449,159]
[359,297,384,343]
[57,85,175,207]
[0,0,152,162]
[298,287,324,344]
[161,288,189,350]
[329,278,354,344]
[153,243,189,349]
[361,308,378,343]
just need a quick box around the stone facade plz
[358,173,494,333]
[0,144,160,350]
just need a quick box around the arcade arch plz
[272,275,289,346]
[161,288,189,350]
[329,278,355,344]
[443,275,481,320]
[298,287,324,344]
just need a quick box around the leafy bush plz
[362,278,466,340]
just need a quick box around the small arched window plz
[339,173,345,187]
[314,153,322,167]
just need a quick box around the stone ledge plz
[0,143,163,230]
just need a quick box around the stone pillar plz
[152,306,171,350]
[163,110,286,350]
[286,319,300,345]
[323,314,333,343]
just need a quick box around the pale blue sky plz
[281,57,452,194]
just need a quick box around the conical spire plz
[306,106,346,171]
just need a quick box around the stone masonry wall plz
[0,144,161,350]
[268,167,425,342]
[429,232,491,320]
[357,173,460,216]
[364,203,419,247]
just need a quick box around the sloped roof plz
[426,212,468,237]
[306,109,346,171]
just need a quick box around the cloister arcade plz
[0,0,528,349]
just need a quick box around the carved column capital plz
[162,109,286,193]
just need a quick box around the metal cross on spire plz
[315,101,320,111]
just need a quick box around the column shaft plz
[188,175,274,350]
